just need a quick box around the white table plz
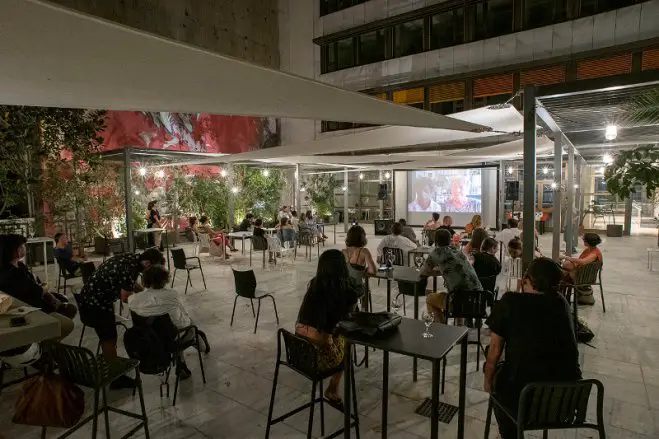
[228,231,253,254]
[263,228,277,235]
[0,299,60,352]
[27,237,55,285]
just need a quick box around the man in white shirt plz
[497,217,521,248]
[377,223,419,263]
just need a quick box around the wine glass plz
[391,297,402,315]
[414,255,424,271]
[422,312,434,338]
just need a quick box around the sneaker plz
[110,375,135,390]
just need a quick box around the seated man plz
[237,213,254,232]
[422,229,482,322]
[398,219,417,244]
[54,232,87,276]
[439,215,456,236]
[497,217,520,248]
[128,264,210,380]
[423,212,441,231]
[377,222,418,263]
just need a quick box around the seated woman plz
[277,217,296,247]
[305,210,328,241]
[473,237,502,294]
[199,215,237,254]
[463,227,488,257]
[484,257,581,439]
[296,249,362,407]
[342,226,377,309]
[464,214,483,235]
[439,215,456,236]
[507,237,522,259]
[423,212,441,230]
[562,232,602,305]
[54,232,87,276]
[186,216,199,241]
[0,234,77,340]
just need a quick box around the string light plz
[219,168,228,177]
[138,167,147,176]
[262,169,270,177]
[551,182,558,189]
[542,167,549,175]
[605,125,617,140]
[342,186,347,192]
[156,170,165,178]
[134,190,140,195]
[231,186,239,194]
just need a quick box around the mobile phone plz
[10,316,27,327]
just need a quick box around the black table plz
[343,318,469,439]
[407,246,433,267]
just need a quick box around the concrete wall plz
[49,0,280,68]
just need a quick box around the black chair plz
[395,277,429,316]
[73,292,127,353]
[128,312,207,406]
[423,229,437,246]
[56,257,83,293]
[378,247,404,287]
[484,378,606,438]
[231,269,279,333]
[298,228,320,261]
[478,275,500,304]
[80,262,96,285]
[566,261,605,313]
[170,248,206,295]
[266,329,360,439]
[40,341,150,439]
[250,235,269,268]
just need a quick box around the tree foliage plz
[604,145,659,200]
[234,166,284,223]
[304,174,341,217]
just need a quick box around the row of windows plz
[321,0,640,73]
[320,0,369,17]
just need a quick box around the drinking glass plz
[422,311,434,338]
[414,255,424,271]
[391,297,402,315]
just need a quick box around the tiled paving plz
[1,226,658,438]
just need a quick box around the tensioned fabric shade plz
[0,0,486,132]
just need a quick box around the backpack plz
[123,325,173,375]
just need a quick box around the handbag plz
[338,311,402,336]
[13,373,85,428]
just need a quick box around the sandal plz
[324,391,344,412]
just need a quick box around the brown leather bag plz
[13,374,85,428]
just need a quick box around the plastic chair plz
[231,269,279,333]
[266,235,296,265]
[265,329,360,439]
[128,312,207,406]
[170,248,206,295]
[40,341,150,439]
[197,233,211,256]
[568,261,605,313]
[484,378,606,439]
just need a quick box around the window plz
[430,100,464,115]
[337,38,355,70]
[475,0,514,40]
[359,29,386,65]
[394,19,424,58]
[429,82,465,114]
[473,94,510,109]
[320,0,368,17]
[524,0,567,30]
[393,88,424,107]
[430,8,464,50]
[580,0,637,16]
[594,177,607,193]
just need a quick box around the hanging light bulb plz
[262,169,270,177]
[605,125,617,140]
[300,186,306,192]
[156,170,165,178]
[138,167,147,176]
[134,190,140,196]
[342,186,347,192]
[598,166,605,174]
[219,168,228,177]
[602,153,613,164]
[507,166,514,175]
[358,173,364,180]
[574,184,579,189]
[384,172,391,179]
[551,182,558,189]
[231,186,239,194]
[542,167,549,175]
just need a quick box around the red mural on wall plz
[100,111,279,153]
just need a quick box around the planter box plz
[606,224,623,237]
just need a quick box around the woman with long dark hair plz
[484,257,581,439]
[296,249,362,407]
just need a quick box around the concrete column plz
[227,164,235,228]
[295,164,301,212]
[378,170,384,219]
[624,196,633,236]
[123,148,134,252]
[343,169,349,232]
[565,143,575,256]
[522,85,537,270]
[552,134,563,260]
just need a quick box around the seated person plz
[199,215,237,254]
[423,212,441,230]
[377,223,418,263]
[439,215,456,236]
[507,237,522,259]
[305,211,328,240]
[296,250,362,408]
[464,214,483,235]
[422,229,482,323]
[54,232,87,276]
[186,216,199,241]
[484,258,581,439]
[236,213,254,232]
[289,210,300,231]
[128,264,210,380]
[463,227,488,257]
[562,232,603,305]
[278,217,296,247]
[497,217,520,247]
[0,234,77,340]
[473,238,502,294]
[398,219,417,244]
[343,226,377,307]
[253,218,274,262]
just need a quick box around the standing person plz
[484,258,581,439]
[398,219,417,244]
[146,200,162,249]
[296,250,362,408]
[54,232,88,276]
[377,222,418,263]
[77,248,164,388]
[0,234,78,340]
[439,215,456,236]
[422,229,482,322]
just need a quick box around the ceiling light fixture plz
[602,153,613,164]
[542,167,549,175]
[231,186,239,194]
[358,173,364,180]
[342,186,347,192]
[605,125,617,140]
[551,182,558,189]
[598,166,605,174]
[507,166,514,175]
[138,167,147,176]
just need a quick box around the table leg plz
[433,276,437,293]
[386,280,391,312]
[430,359,440,439]
[43,242,48,285]
[334,223,336,245]
[165,230,170,271]
[458,336,468,439]
[343,340,352,439]
[242,238,245,254]
[382,350,389,439]
[413,283,418,382]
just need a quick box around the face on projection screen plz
[408,169,482,214]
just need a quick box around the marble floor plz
[1,226,658,438]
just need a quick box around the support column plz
[295,164,301,212]
[565,143,575,256]
[123,148,134,252]
[344,169,349,232]
[522,85,537,270]
[552,134,563,260]
[576,155,584,239]
[227,164,235,228]
[624,196,633,236]
[498,161,505,229]
[378,170,384,219]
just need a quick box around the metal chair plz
[250,235,269,268]
[265,329,360,439]
[231,269,279,333]
[56,257,82,293]
[128,312,207,406]
[170,248,206,295]
[395,277,429,316]
[73,292,127,353]
[568,261,605,313]
[484,379,606,439]
[298,227,320,261]
[40,341,150,439]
